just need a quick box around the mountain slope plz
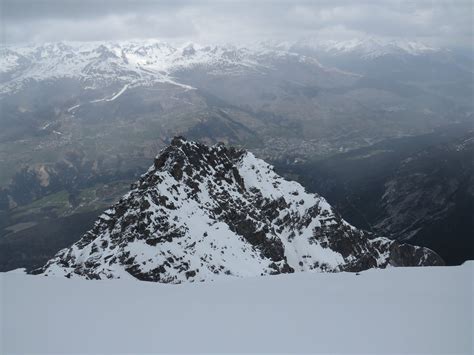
[276,125,473,264]
[376,132,474,264]
[36,138,442,282]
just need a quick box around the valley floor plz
[1,263,472,354]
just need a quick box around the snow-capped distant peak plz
[291,37,440,58]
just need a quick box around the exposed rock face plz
[35,137,443,283]
[376,134,474,236]
[276,127,473,265]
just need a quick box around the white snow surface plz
[1,262,472,354]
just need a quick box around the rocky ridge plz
[36,137,443,282]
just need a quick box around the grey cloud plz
[1,0,472,48]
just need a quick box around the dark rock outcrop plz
[36,138,443,283]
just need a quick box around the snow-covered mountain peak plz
[35,138,443,283]
[0,40,298,95]
[290,37,440,58]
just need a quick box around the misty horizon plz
[1,0,472,50]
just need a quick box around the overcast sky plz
[1,0,472,48]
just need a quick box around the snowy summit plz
[35,137,443,282]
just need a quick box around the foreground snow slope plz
[2,263,472,354]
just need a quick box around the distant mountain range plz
[1,38,471,181]
[1,38,451,94]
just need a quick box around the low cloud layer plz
[1,0,472,48]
